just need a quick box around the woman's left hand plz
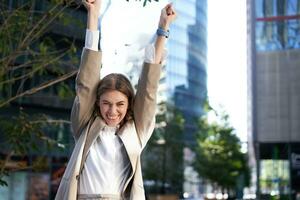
[159,3,177,30]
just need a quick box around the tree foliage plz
[126,0,159,7]
[0,0,81,108]
[0,0,83,186]
[193,103,250,192]
[142,102,185,194]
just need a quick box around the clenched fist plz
[82,0,102,17]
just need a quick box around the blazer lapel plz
[118,122,142,173]
[80,116,105,173]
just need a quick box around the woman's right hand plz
[82,0,102,15]
[82,0,102,30]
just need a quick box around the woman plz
[55,0,176,199]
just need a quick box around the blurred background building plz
[247,0,300,199]
[165,0,207,141]
[162,0,208,197]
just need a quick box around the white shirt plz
[79,126,131,195]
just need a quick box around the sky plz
[207,0,248,142]
[100,0,167,76]
[100,0,248,142]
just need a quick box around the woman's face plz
[99,90,129,127]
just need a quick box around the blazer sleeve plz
[70,48,102,140]
[134,62,162,148]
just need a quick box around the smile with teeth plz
[107,115,118,120]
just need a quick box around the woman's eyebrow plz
[101,100,126,103]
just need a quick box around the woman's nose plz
[109,105,117,114]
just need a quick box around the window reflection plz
[255,0,300,51]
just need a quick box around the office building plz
[247,0,300,199]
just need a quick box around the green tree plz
[193,103,250,196]
[126,0,159,7]
[0,0,81,108]
[142,102,185,194]
[0,0,82,186]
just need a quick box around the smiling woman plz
[96,73,134,127]
[54,0,177,199]
[99,90,128,127]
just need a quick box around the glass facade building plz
[255,0,300,51]
[247,0,300,199]
[165,0,207,142]
[164,1,207,197]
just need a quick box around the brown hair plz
[95,73,135,125]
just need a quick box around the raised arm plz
[70,0,102,140]
[83,0,101,31]
[154,3,176,64]
[134,4,177,147]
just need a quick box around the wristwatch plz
[156,27,170,38]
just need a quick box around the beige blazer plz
[55,48,161,200]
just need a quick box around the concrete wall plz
[255,50,300,142]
